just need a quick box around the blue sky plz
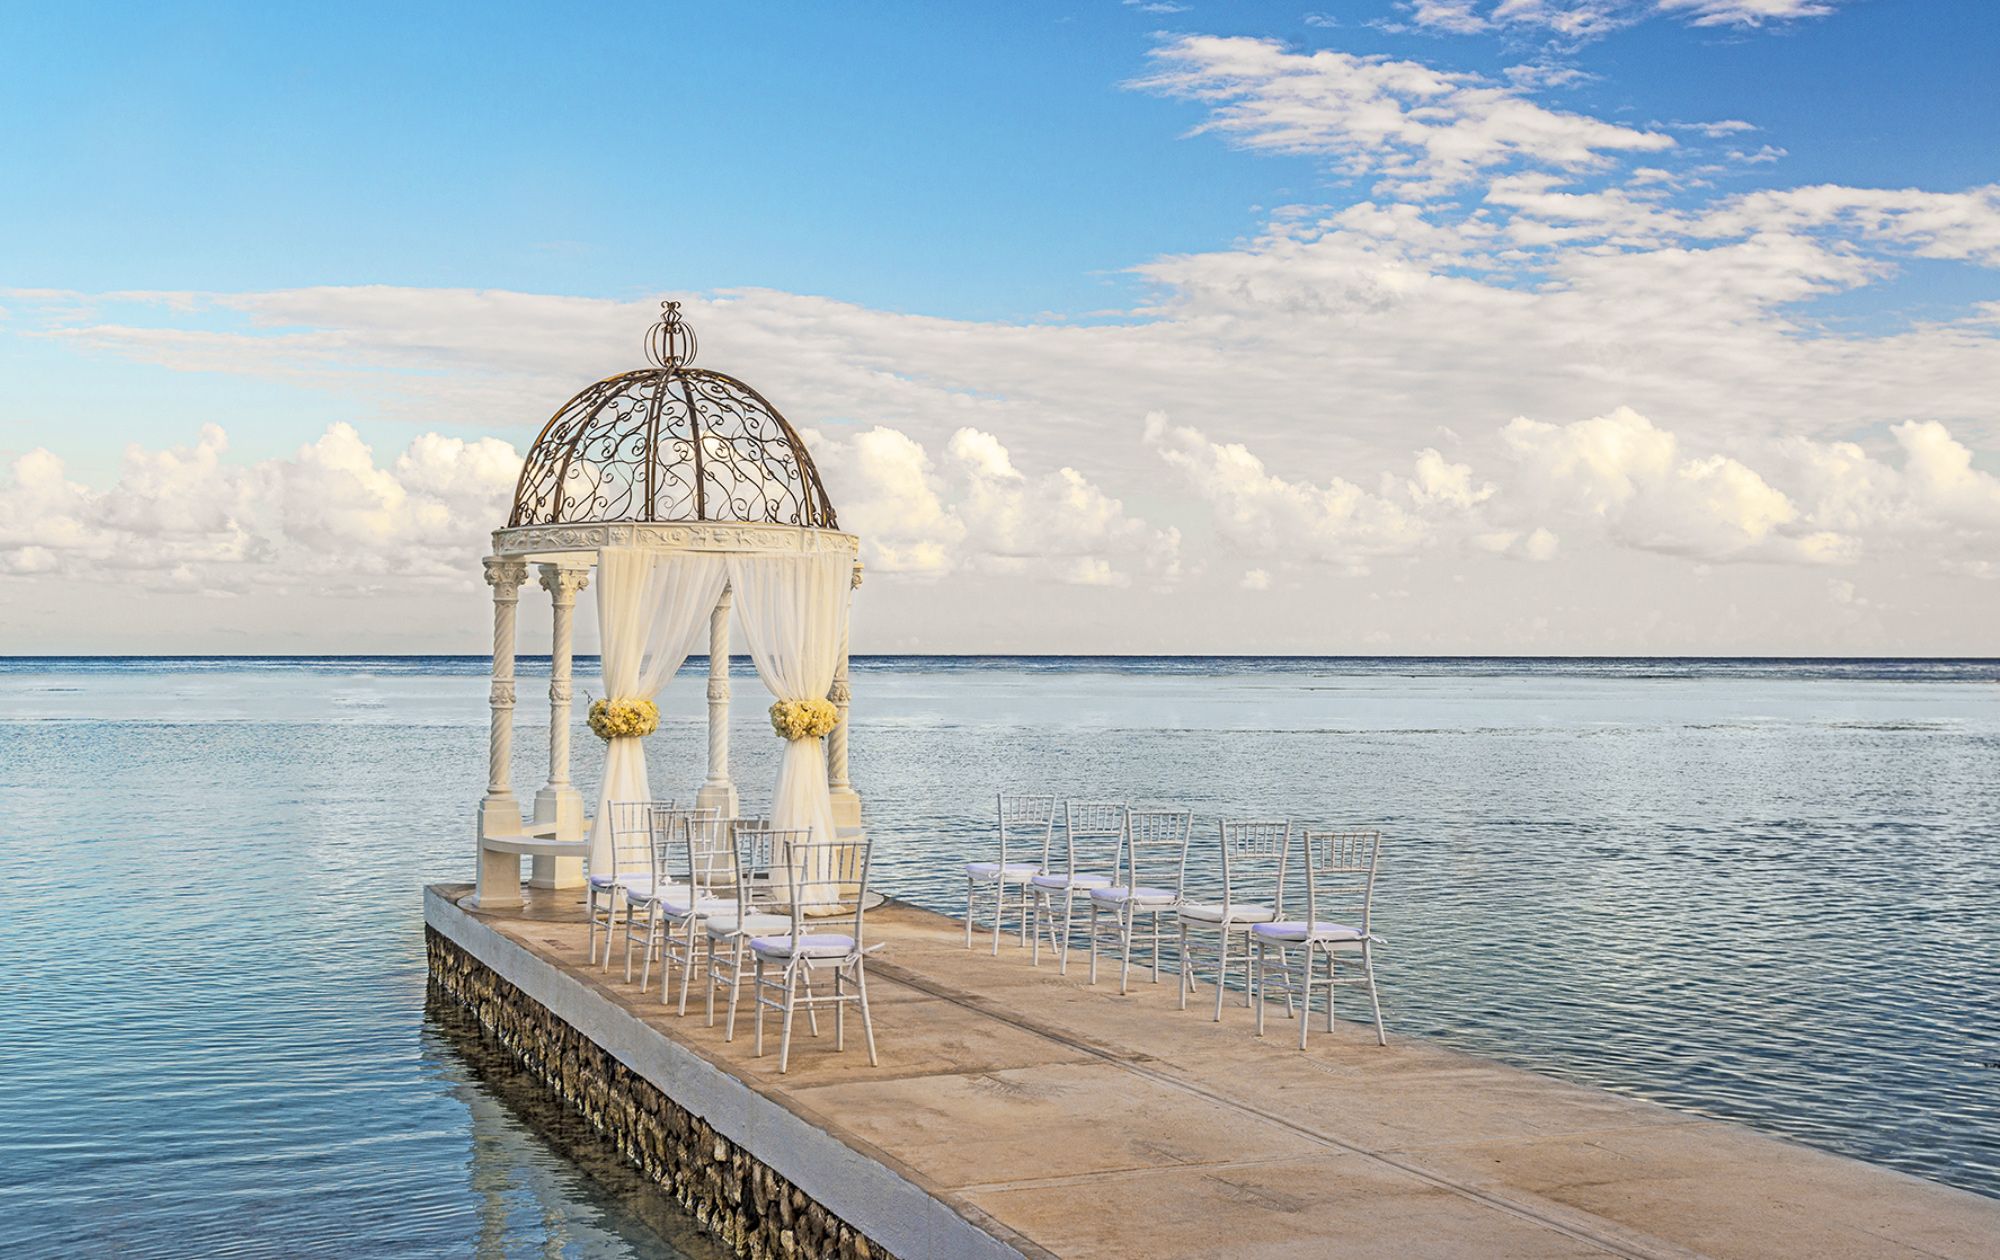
[2,1,1998,653]
[5,1,1992,317]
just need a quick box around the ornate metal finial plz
[645,300,698,369]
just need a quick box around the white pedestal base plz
[473,795,524,909]
[696,781,740,821]
[830,787,862,831]
[530,785,587,889]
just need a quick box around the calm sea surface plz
[1,655,1996,1257]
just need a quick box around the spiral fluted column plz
[475,557,529,908]
[696,585,739,820]
[531,561,590,889]
[827,560,863,830]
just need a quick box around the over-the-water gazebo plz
[470,302,863,908]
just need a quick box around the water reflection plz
[423,998,727,1260]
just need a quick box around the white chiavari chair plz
[1252,828,1386,1050]
[1086,808,1193,993]
[621,805,704,987]
[704,823,801,1040]
[752,836,880,1074]
[1178,819,1287,1020]
[963,793,1055,954]
[1027,801,1126,972]
[656,809,731,1013]
[586,799,672,969]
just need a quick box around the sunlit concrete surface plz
[427,885,1999,1260]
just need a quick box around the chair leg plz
[1119,907,1134,995]
[1254,940,1267,1037]
[601,891,621,972]
[1088,901,1101,985]
[1057,894,1076,975]
[726,939,749,1042]
[964,878,974,949]
[1364,943,1386,1046]
[1299,956,1313,1051]
[1030,889,1044,966]
[1326,950,1338,1034]
[704,936,718,1025]
[834,968,846,1052]
[778,965,799,1074]
[1150,914,1161,984]
[990,881,1002,955]
[754,958,767,1057]
[1177,921,1191,1010]
[1213,929,1229,1021]
[856,959,879,1067]
[1017,882,1029,948]
[677,920,699,1016]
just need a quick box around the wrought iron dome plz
[508,303,838,529]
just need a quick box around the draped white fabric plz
[728,552,851,908]
[587,548,729,871]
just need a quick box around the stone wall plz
[426,927,892,1260]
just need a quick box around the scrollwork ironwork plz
[508,308,838,531]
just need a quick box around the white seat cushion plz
[1089,885,1177,906]
[965,861,1038,879]
[660,893,732,918]
[1250,920,1365,942]
[706,912,790,939]
[1030,872,1111,891]
[750,932,856,959]
[1179,902,1276,924]
[588,871,657,892]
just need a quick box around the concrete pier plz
[425,885,1999,1259]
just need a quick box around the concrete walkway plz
[434,885,1998,1259]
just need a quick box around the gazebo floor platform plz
[424,884,1997,1260]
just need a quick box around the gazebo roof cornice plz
[491,520,859,561]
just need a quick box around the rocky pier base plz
[426,928,890,1260]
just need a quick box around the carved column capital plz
[707,677,730,702]
[537,562,591,604]
[828,679,851,704]
[490,679,517,708]
[484,556,529,598]
[851,559,865,590]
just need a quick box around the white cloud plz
[810,425,1179,587]
[0,423,520,593]
[1404,0,1840,38]
[1129,35,1673,196]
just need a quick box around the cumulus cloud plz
[811,425,1179,587]
[1502,407,2000,566]
[0,423,520,591]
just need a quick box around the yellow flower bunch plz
[769,697,839,740]
[588,697,660,741]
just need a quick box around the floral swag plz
[769,698,838,741]
[588,697,660,741]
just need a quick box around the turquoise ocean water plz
[0,656,1995,1257]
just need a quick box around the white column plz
[530,561,590,889]
[827,559,862,830]
[695,585,740,819]
[474,556,529,909]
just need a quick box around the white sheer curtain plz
[587,548,729,871]
[728,552,851,908]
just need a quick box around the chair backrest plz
[1299,829,1381,934]
[607,799,671,880]
[776,835,874,956]
[995,793,1056,870]
[1219,819,1291,912]
[1124,808,1194,894]
[1057,800,1128,880]
[731,824,805,921]
[647,805,718,890]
